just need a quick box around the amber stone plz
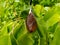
[26,12,37,32]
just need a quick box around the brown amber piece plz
[26,12,37,32]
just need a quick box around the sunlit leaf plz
[46,13,60,28]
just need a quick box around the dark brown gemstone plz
[26,12,37,33]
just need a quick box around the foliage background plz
[0,0,60,45]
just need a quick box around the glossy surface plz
[26,12,37,32]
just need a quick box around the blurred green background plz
[0,0,60,45]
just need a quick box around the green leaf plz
[16,20,27,40]
[50,23,60,45]
[0,34,12,45]
[33,5,44,17]
[0,24,8,36]
[7,21,14,33]
[13,20,25,39]
[36,18,47,45]
[17,33,34,45]
[48,23,58,33]
[0,21,14,36]
[10,33,18,45]
[46,13,60,28]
